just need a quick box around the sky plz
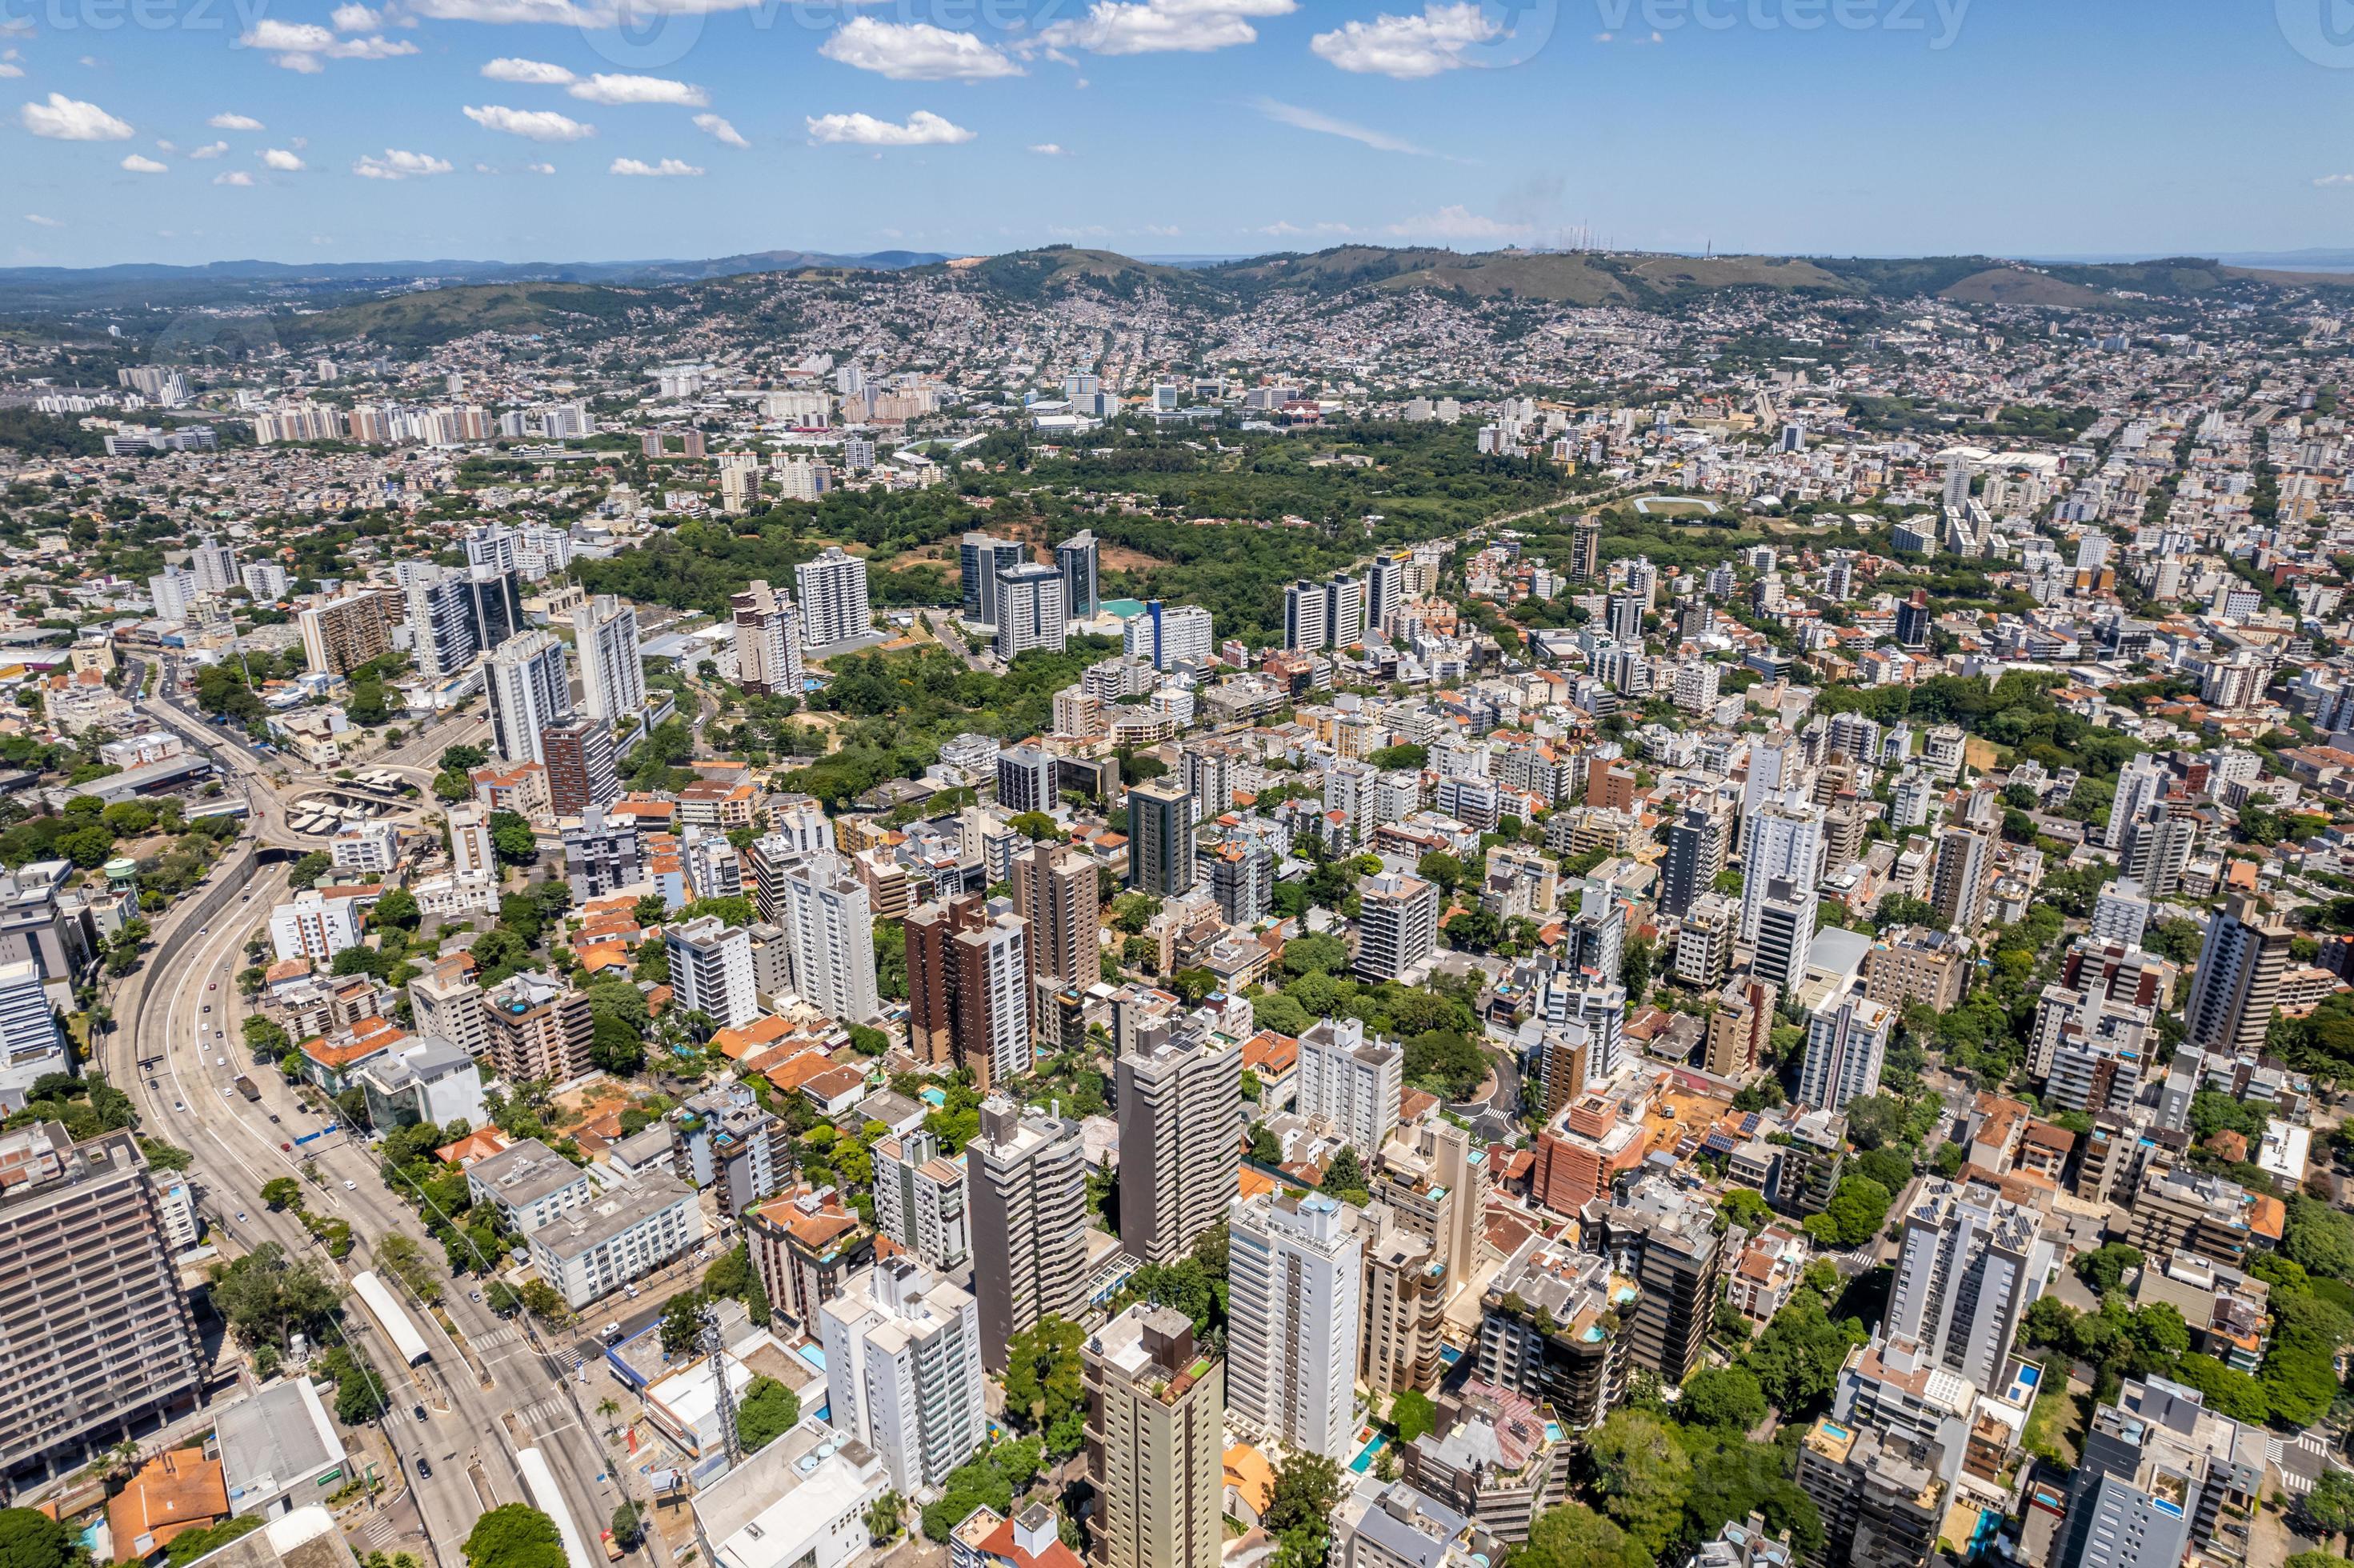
[7,0,2354,267]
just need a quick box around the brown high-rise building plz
[1011,841,1099,991]
[540,718,620,817]
[480,970,593,1083]
[906,894,1031,1086]
[298,590,391,678]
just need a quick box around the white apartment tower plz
[575,594,647,723]
[1884,1178,2056,1391]
[774,850,882,1026]
[1227,1192,1364,1462]
[796,546,873,649]
[485,630,572,767]
[665,917,760,1030]
[818,1257,987,1500]
[1295,1018,1403,1156]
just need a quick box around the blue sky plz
[7,0,2354,266]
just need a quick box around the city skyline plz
[8,1,2354,266]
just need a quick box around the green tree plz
[1008,811,1060,842]
[609,1506,643,1553]
[1584,1410,1693,1555]
[490,811,538,864]
[1507,1503,1651,1568]
[2073,1244,2144,1297]
[1003,1314,1087,1454]
[735,1376,801,1452]
[0,1508,74,1568]
[372,887,420,930]
[1391,1388,1437,1443]
[1675,1366,1767,1434]
[2285,1195,2354,1279]
[2300,1470,2354,1547]
[1263,1450,1343,1544]
[208,1242,341,1349]
[260,1176,302,1210]
[658,1293,705,1355]
[1321,1144,1369,1202]
[463,1506,567,1568]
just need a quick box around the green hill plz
[271,282,650,351]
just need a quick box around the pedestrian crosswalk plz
[356,1514,398,1548]
[475,1326,521,1349]
[2268,1433,2343,1494]
[517,1395,571,1428]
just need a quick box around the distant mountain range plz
[0,249,948,314]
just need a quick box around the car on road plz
[219,1086,232,1098]
[174,1101,185,1110]
[214,1057,226,1067]
[198,927,207,935]
[202,1005,210,1014]
[416,1458,431,1479]
[343,1179,357,1190]
[280,1142,291,1152]
[234,1211,246,1222]
[413,1403,426,1422]
[207,983,216,992]
[268,1113,280,1123]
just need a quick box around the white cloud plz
[353,147,454,178]
[409,0,599,22]
[18,92,131,140]
[482,56,576,82]
[1310,2,1501,76]
[2316,174,2354,187]
[188,140,227,158]
[691,112,747,147]
[566,72,705,106]
[1385,203,1529,242]
[820,18,1021,79]
[213,170,254,186]
[804,108,973,146]
[463,102,594,140]
[609,154,701,175]
[1256,219,1359,237]
[120,153,167,172]
[1027,142,1071,155]
[240,19,417,70]
[331,2,384,26]
[1255,97,1431,156]
[526,160,555,173]
[261,146,306,170]
[23,213,60,227]
[0,62,22,78]
[209,112,264,130]
[1142,224,1180,236]
[1035,0,1293,56]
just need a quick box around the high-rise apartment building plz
[1085,1306,1223,1568]
[298,591,391,678]
[1355,871,1439,982]
[2184,892,2291,1058]
[1056,531,1099,619]
[1283,579,1328,653]
[666,917,759,1030]
[1661,804,1727,919]
[959,533,1023,625]
[1295,1018,1403,1155]
[1740,803,1822,944]
[1127,778,1196,896]
[486,630,572,767]
[967,1096,1088,1370]
[873,1127,969,1274]
[1227,1192,1363,1461]
[1117,1022,1242,1265]
[1796,988,1894,1112]
[1928,826,1996,933]
[1755,879,1816,994]
[1011,842,1099,1034]
[540,719,621,817]
[2055,1378,2262,1568]
[730,580,805,698]
[771,850,881,1026]
[0,1124,205,1482]
[2105,754,2168,850]
[574,594,646,723]
[796,546,872,648]
[1568,515,1602,583]
[480,970,593,1083]
[993,562,1067,661]
[906,894,1031,1086]
[1884,1178,2055,1391]
[1596,1175,1723,1384]
[818,1257,987,1498]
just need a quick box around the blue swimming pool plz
[1349,1434,1388,1474]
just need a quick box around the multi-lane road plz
[107,680,642,1566]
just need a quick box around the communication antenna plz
[703,1306,742,1470]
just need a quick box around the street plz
[106,680,646,1567]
